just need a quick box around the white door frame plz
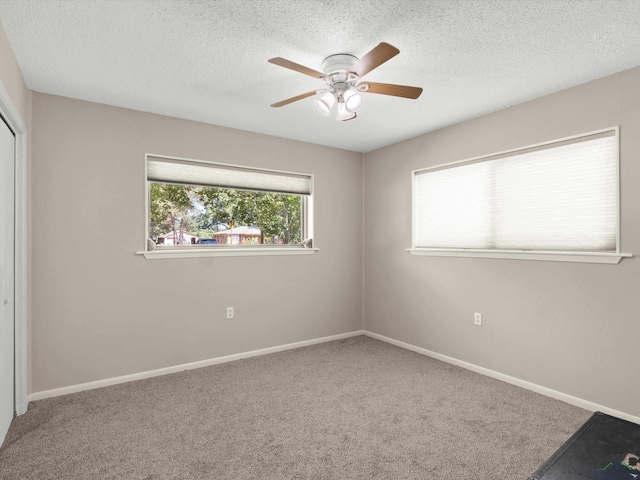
[0,81,28,416]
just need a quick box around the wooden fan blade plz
[271,91,317,108]
[363,82,423,99]
[268,57,325,79]
[351,42,400,78]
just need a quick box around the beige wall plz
[31,93,363,393]
[364,67,640,417]
[0,22,29,124]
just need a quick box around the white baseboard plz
[28,328,640,426]
[364,330,640,426]
[28,330,365,402]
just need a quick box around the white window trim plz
[137,247,319,260]
[142,153,316,259]
[407,248,630,264]
[409,127,632,264]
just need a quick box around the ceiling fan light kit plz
[269,42,423,122]
[315,91,336,116]
[316,54,363,121]
[337,102,357,122]
[343,89,363,112]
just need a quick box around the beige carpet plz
[0,336,590,479]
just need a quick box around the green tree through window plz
[150,183,302,245]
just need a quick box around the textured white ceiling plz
[1,0,640,153]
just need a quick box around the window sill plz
[137,247,319,260]
[406,248,632,264]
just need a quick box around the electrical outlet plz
[474,312,482,326]
[226,307,234,319]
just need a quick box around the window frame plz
[138,153,317,259]
[408,126,632,264]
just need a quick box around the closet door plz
[0,116,15,444]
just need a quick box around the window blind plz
[147,156,312,195]
[413,130,618,252]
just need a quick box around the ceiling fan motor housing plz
[321,54,359,82]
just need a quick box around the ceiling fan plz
[268,42,423,121]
